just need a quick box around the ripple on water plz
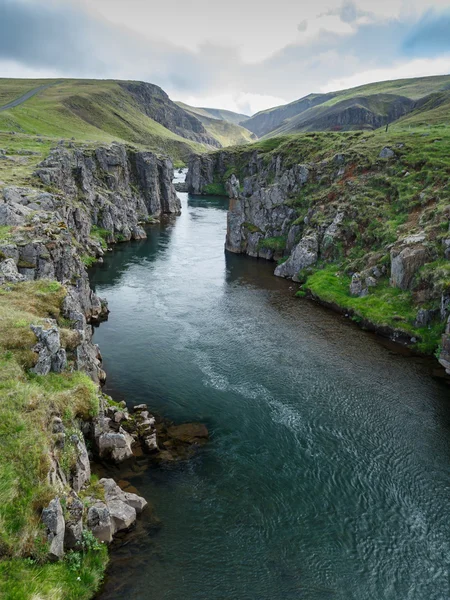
[92,193,450,600]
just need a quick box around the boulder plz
[97,429,134,463]
[390,245,429,290]
[274,231,319,280]
[0,258,25,284]
[350,273,363,296]
[167,423,209,443]
[41,498,65,561]
[64,494,84,550]
[69,434,91,493]
[30,323,67,376]
[379,147,395,159]
[87,502,113,543]
[98,478,147,534]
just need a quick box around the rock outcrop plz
[0,142,179,382]
[119,81,220,148]
[187,143,450,369]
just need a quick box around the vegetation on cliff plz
[190,121,450,359]
[0,280,108,599]
[0,79,213,163]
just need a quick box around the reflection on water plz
[91,188,450,600]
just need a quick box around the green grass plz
[202,182,227,196]
[0,79,206,164]
[0,225,12,241]
[244,74,450,138]
[90,226,111,250]
[0,546,108,600]
[258,236,286,252]
[302,265,445,353]
[81,255,97,268]
[0,280,106,598]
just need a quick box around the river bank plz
[90,187,450,600]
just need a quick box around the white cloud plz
[175,92,288,116]
[321,55,450,93]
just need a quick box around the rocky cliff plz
[1,142,180,379]
[187,132,450,375]
[0,141,185,564]
[120,81,221,148]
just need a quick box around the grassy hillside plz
[176,102,249,125]
[0,279,108,599]
[242,75,450,138]
[176,101,257,146]
[203,122,450,354]
[0,79,211,163]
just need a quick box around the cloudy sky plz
[1,0,450,115]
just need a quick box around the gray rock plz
[274,231,319,280]
[69,434,91,493]
[414,308,440,327]
[0,258,25,284]
[97,430,134,463]
[41,498,65,561]
[87,502,113,543]
[379,147,395,159]
[31,324,67,376]
[99,478,147,533]
[350,273,363,296]
[226,174,240,199]
[64,494,84,550]
[390,245,429,290]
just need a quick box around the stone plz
[87,502,113,543]
[226,174,240,199]
[133,404,148,412]
[41,498,65,561]
[30,323,67,376]
[64,494,84,550]
[99,478,147,532]
[167,423,209,443]
[350,273,363,296]
[0,258,25,284]
[143,432,159,452]
[414,308,439,327]
[390,245,429,290]
[97,430,134,463]
[70,434,91,493]
[107,499,136,533]
[379,147,395,159]
[274,232,319,280]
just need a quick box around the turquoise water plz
[92,180,450,600]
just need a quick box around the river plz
[91,172,450,600]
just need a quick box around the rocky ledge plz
[0,141,209,564]
[187,147,450,376]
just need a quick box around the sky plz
[1,0,450,115]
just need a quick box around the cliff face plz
[120,81,221,148]
[1,142,179,381]
[187,139,450,374]
[0,142,182,566]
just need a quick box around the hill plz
[0,79,221,163]
[242,75,450,137]
[176,101,257,146]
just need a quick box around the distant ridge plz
[241,74,450,137]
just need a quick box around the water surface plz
[92,175,450,600]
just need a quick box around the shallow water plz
[91,174,450,600]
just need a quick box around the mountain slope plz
[176,101,256,146]
[242,75,450,137]
[0,79,219,161]
[176,102,249,126]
